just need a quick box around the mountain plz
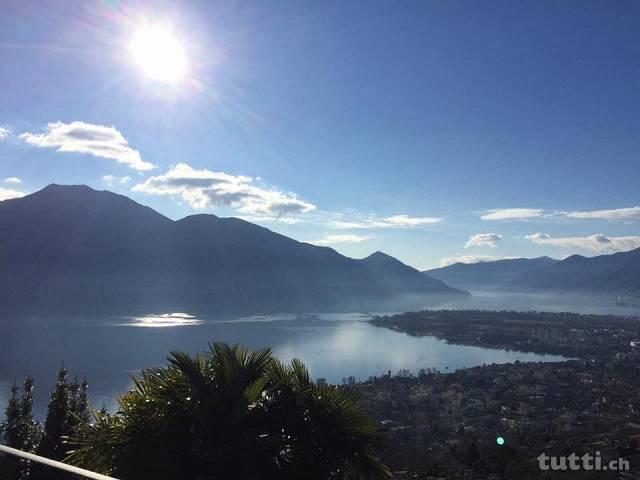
[508,249,640,295]
[423,257,558,291]
[0,185,467,315]
[360,251,458,293]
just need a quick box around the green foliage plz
[33,368,89,480]
[0,377,42,480]
[67,343,390,480]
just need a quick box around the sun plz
[129,24,188,85]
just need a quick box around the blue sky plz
[1,0,639,269]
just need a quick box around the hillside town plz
[360,310,640,478]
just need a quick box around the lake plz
[0,314,561,418]
[3,291,639,418]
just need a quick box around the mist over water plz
[1,291,637,418]
[435,290,640,316]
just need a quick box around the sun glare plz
[129,24,188,84]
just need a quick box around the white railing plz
[0,444,118,480]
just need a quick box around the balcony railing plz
[0,444,118,480]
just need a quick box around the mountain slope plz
[362,251,457,292]
[424,257,558,290]
[0,185,467,314]
[508,249,640,294]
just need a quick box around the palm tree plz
[66,343,390,480]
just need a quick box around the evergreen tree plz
[66,378,89,436]
[0,383,23,479]
[0,377,43,480]
[33,368,90,480]
[37,367,71,465]
[19,376,42,454]
[77,380,89,424]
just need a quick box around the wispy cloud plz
[525,232,640,253]
[438,255,517,267]
[329,214,441,229]
[482,206,640,222]
[103,174,131,186]
[237,215,301,225]
[20,121,155,171]
[481,208,545,221]
[0,187,25,201]
[3,177,22,184]
[310,234,373,246]
[565,206,640,221]
[464,233,502,248]
[0,126,10,139]
[133,163,316,218]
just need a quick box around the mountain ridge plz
[0,184,468,315]
[424,257,558,291]
[509,248,640,294]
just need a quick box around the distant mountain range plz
[425,252,640,295]
[0,185,467,315]
[509,249,640,294]
[424,257,558,291]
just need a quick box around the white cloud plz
[3,177,22,184]
[20,121,155,171]
[481,208,545,221]
[464,233,503,249]
[525,232,640,253]
[482,206,640,223]
[0,187,25,201]
[103,174,132,186]
[565,207,640,221]
[237,215,301,225]
[384,214,442,226]
[438,255,517,267]
[133,163,316,217]
[329,214,442,229]
[0,127,10,139]
[311,234,373,246]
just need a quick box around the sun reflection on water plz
[122,312,204,328]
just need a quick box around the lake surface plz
[3,292,639,418]
[0,308,571,418]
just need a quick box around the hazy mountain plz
[508,249,640,295]
[0,185,467,315]
[360,251,457,293]
[424,257,558,291]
